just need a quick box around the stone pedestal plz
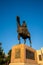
[9,44,38,65]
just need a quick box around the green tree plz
[6,49,11,64]
[0,42,6,65]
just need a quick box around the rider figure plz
[22,21,28,34]
[22,21,27,27]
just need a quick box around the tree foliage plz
[6,49,11,64]
[0,42,6,65]
[0,42,11,65]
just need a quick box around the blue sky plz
[0,0,43,54]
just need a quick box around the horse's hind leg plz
[18,34,21,44]
[29,37,32,47]
[24,39,26,44]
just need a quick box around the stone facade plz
[36,48,43,65]
[9,63,38,65]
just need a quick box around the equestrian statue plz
[16,16,32,47]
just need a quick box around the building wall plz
[36,48,43,65]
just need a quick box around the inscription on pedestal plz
[15,49,20,58]
[26,49,35,60]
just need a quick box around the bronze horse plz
[16,16,32,47]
